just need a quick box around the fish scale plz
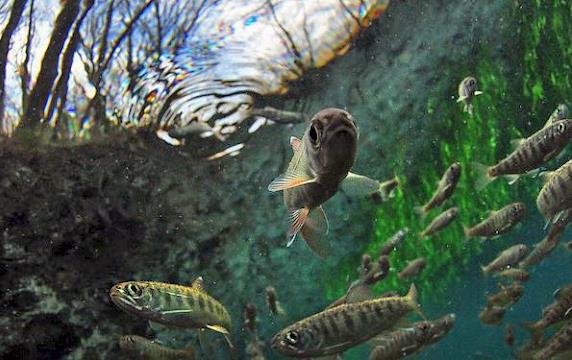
[537,159,572,220]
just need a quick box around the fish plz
[487,283,524,308]
[473,119,572,189]
[479,305,506,326]
[496,268,530,283]
[414,163,461,218]
[505,325,515,347]
[519,221,566,268]
[532,321,572,360]
[457,76,483,115]
[266,286,286,317]
[377,176,401,202]
[463,202,526,239]
[368,313,456,360]
[119,335,194,360]
[270,284,422,358]
[268,108,382,258]
[109,278,231,337]
[481,244,529,276]
[380,228,410,256]
[522,284,572,342]
[543,104,569,128]
[397,258,427,280]
[536,160,572,223]
[419,207,459,238]
[244,302,258,334]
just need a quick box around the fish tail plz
[406,284,425,319]
[413,206,426,219]
[521,322,543,343]
[463,225,471,240]
[472,162,494,191]
[480,264,488,276]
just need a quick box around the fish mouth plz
[109,288,142,312]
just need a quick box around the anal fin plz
[287,208,310,247]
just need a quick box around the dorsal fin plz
[192,277,206,293]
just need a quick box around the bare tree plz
[22,0,80,128]
[0,0,28,126]
[19,0,34,114]
[45,0,95,127]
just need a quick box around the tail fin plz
[414,206,427,219]
[521,322,543,344]
[472,162,494,190]
[463,225,472,240]
[405,284,425,319]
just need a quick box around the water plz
[1,0,572,359]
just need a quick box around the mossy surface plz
[325,1,572,302]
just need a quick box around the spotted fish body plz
[533,322,572,360]
[481,244,528,276]
[537,160,572,221]
[271,285,421,358]
[368,314,455,360]
[419,207,459,238]
[120,0,389,143]
[415,163,461,217]
[119,335,194,360]
[109,280,231,334]
[475,120,572,190]
[523,284,572,341]
[464,202,526,239]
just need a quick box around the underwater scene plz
[2,0,572,359]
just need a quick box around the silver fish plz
[415,163,461,218]
[419,207,459,238]
[457,76,483,115]
[380,228,410,256]
[268,109,381,258]
[397,258,427,280]
[464,202,526,239]
[537,161,572,223]
[481,244,529,276]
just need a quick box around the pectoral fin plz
[300,206,330,258]
[268,173,316,192]
[510,138,525,150]
[341,172,380,197]
[290,136,302,152]
[474,90,484,96]
[205,324,230,335]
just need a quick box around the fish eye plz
[126,283,143,298]
[309,125,319,144]
[558,122,566,133]
[285,330,299,345]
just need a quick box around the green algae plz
[325,1,572,302]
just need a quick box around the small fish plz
[463,202,526,239]
[109,279,231,337]
[380,228,410,256]
[457,76,483,115]
[536,160,572,223]
[268,109,382,258]
[496,268,530,283]
[487,283,524,308]
[522,284,572,342]
[419,207,459,238]
[505,325,515,347]
[378,176,401,202]
[415,163,461,218]
[519,222,565,268]
[244,302,257,334]
[479,305,506,326]
[532,321,572,360]
[481,244,529,276]
[266,286,286,317]
[473,119,572,189]
[543,104,569,128]
[119,335,194,360]
[397,257,427,280]
[368,313,456,360]
[271,284,422,357]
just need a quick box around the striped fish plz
[487,283,524,308]
[419,207,459,238]
[380,228,410,256]
[119,335,194,360]
[519,221,565,268]
[119,0,390,155]
[415,163,461,218]
[271,285,422,357]
[397,258,427,280]
[109,278,231,336]
[537,160,572,223]
[368,313,456,360]
[523,284,572,342]
[481,244,528,276]
[543,104,569,129]
[474,119,572,189]
[532,321,572,360]
[463,202,526,239]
